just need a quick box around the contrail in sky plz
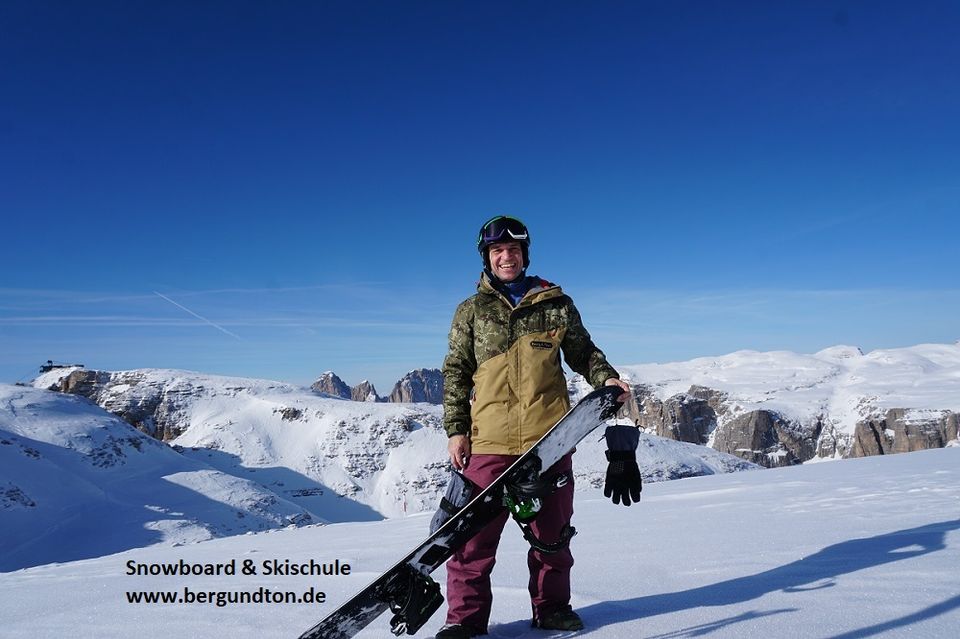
[153,291,244,341]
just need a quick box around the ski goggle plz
[478,216,529,249]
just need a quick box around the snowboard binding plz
[382,564,443,636]
[503,455,575,522]
[502,456,578,553]
[502,456,547,521]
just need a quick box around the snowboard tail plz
[297,385,623,638]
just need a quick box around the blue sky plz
[2,1,958,393]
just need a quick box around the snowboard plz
[297,385,623,639]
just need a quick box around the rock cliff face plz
[389,369,444,404]
[635,394,958,468]
[631,385,717,445]
[626,383,958,469]
[851,409,959,457]
[711,410,820,467]
[614,343,960,468]
[58,369,203,441]
[609,381,952,470]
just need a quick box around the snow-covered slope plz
[1,447,956,638]
[33,367,453,519]
[618,342,960,460]
[621,343,960,434]
[31,368,755,520]
[0,384,316,572]
[8,371,753,572]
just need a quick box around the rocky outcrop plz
[310,372,351,399]
[712,409,820,467]
[59,369,110,395]
[351,380,381,402]
[851,409,960,457]
[52,369,199,440]
[632,386,823,468]
[2,483,36,509]
[632,387,716,445]
[389,369,443,404]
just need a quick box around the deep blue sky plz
[2,1,958,392]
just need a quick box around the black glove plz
[603,425,642,506]
[604,450,642,506]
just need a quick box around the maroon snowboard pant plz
[444,453,575,630]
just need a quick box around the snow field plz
[1,447,957,638]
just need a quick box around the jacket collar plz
[478,272,562,307]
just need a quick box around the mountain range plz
[4,341,957,572]
[4,365,750,571]
[309,369,444,404]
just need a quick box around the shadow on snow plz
[579,519,960,637]
[1,439,382,573]
[178,447,384,524]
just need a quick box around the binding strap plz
[515,521,577,554]
[437,497,460,516]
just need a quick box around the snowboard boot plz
[532,605,584,631]
[434,623,486,638]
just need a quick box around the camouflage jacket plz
[442,273,619,455]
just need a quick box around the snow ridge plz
[618,342,960,460]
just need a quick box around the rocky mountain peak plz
[351,380,381,402]
[310,371,351,399]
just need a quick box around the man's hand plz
[448,434,471,470]
[604,377,631,403]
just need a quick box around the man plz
[438,215,634,638]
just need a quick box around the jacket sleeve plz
[442,299,477,437]
[560,298,620,389]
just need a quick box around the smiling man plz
[439,215,633,638]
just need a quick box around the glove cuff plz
[604,424,640,452]
[605,449,636,462]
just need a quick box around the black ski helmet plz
[477,215,531,269]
